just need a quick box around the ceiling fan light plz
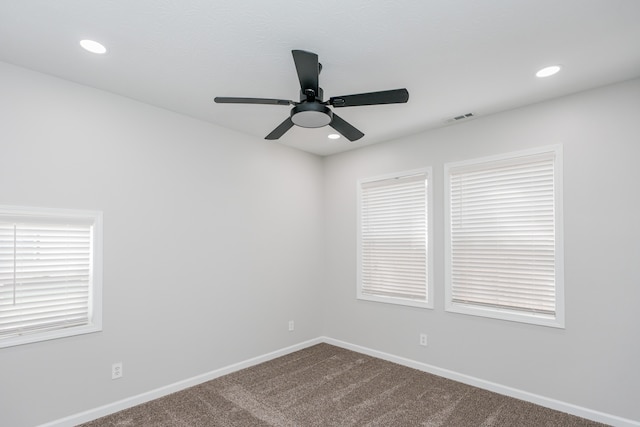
[290,103,333,128]
[328,133,341,140]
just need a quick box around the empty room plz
[1,1,639,426]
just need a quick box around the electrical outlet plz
[288,320,294,331]
[112,362,123,379]
[419,333,428,347]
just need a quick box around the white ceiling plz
[1,1,639,156]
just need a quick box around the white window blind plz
[358,170,431,308]
[0,207,102,347]
[445,147,563,327]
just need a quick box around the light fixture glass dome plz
[291,111,332,128]
[290,103,333,128]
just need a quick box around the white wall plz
[0,62,325,427]
[322,78,640,422]
[2,59,639,426]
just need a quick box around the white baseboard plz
[42,336,639,427]
[40,337,323,427]
[322,337,640,427]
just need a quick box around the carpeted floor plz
[80,343,607,426]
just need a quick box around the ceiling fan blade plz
[329,88,409,107]
[214,97,294,106]
[292,50,319,94]
[265,117,295,140]
[329,113,364,142]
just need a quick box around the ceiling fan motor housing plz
[300,87,323,102]
[290,102,333,128]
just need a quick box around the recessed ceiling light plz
[536,65,561,78]
[80,39,107,54]
[328,134,341,140]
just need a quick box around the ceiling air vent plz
[454,113,474,120]
[445,112,475,124]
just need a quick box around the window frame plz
[0,205,103,348]
[444,146,564,328]
[357,167,433,309]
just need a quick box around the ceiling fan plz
[214,50,409,142]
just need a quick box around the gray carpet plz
[80,343,606,426]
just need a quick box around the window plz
[444,146,563,327]
[358,168,432,308]
[0,206,102,348]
